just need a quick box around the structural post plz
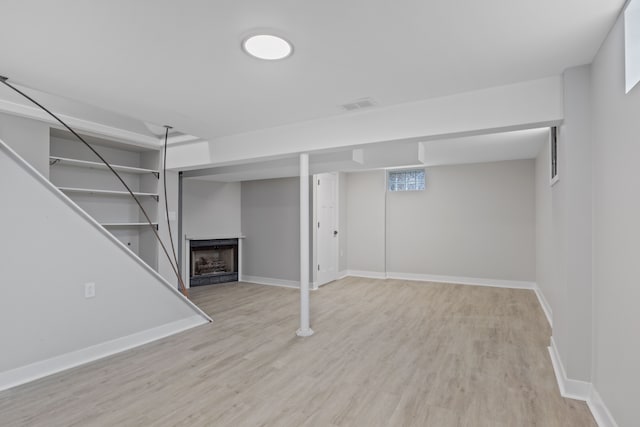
[297,153,314,337]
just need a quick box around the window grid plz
[388,169,425,192]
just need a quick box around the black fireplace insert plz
[189,238,238,286]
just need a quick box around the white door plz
[316,173,339,286]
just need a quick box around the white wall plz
[560,66,594,382]
[345,171,387,274]
[387,160,535,281]
[535,136,556,321]
[535,66,594,385]
[241,177,300,283]
[182,179,242,238]
[156,170,179,284]
[345,160,536,282]
[0,140,208,390]
[590,13,640,426]
[0,112,49,177]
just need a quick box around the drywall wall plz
[155,170,179,285]
[535,65,593,385]
[345,160,535,281]
[534,135,556,318]
[345,170,387,274]
[0,112,49,177]
[0,139,208,390]
[386,160,535,281]
[241,177,300,283]
[560,66,594,382]
[167,76,563,170]
[590,13,640,426]
[182,179,242,238]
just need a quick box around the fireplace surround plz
[189,238,239,286]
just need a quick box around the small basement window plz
[550,126,559,185]
[626,0,640,93]
[388,169,425,192]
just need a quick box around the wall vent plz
[340,98,377,112]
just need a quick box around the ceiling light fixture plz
[242,34,293,60]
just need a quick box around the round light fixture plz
[242,34,293,60]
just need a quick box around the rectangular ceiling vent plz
[341,98,377,112]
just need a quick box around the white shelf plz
[49,156,158,176]
[186,235,246,240]
[49,131,161,271]
[58,187,159,198]
[102,222,158,227]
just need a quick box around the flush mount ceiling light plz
[242,34,293,60]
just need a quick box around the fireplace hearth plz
[189,238,239,286]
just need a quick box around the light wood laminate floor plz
[0,278,596,426]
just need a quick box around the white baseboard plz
[587,387,620,427]
[344,270,535,290]
[547,337,592,400]
[314,272,349,289]
[242,275,300,289]
[385,271,535,289]
[547,337,619,427]
[0,315,208,392]
[534,284,553,327]
[345,270,387,279]
[312,281,330,289]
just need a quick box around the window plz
[550,126,559,185]
[626,0,640,93]
[388,169,425,192]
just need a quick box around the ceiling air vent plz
[340,98,377,112]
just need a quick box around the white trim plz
[312,274,346,289]
[0,98,161,149]
[346,270,387,279]
[534,284,553,327]
[385,271,535,289]
[547,337,620,427]
[587,387,620,427]
[242,275,300,289]
[547,337,592,400]
[0,315,207,392]
[185,235,246,240]
[0,138,211,323]
[317,271,348,287]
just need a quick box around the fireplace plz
[189,238,239,286]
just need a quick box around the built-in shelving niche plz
[48,128,161,270]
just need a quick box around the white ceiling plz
[0,0,624,143]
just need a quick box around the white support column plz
[297,153,314,337]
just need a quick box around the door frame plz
[311,172,340,289]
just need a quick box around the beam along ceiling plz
[0,1,624,143]
[186,128,549,182]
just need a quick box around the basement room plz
[1,1,638,426]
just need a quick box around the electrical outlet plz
[85,282,96,299]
